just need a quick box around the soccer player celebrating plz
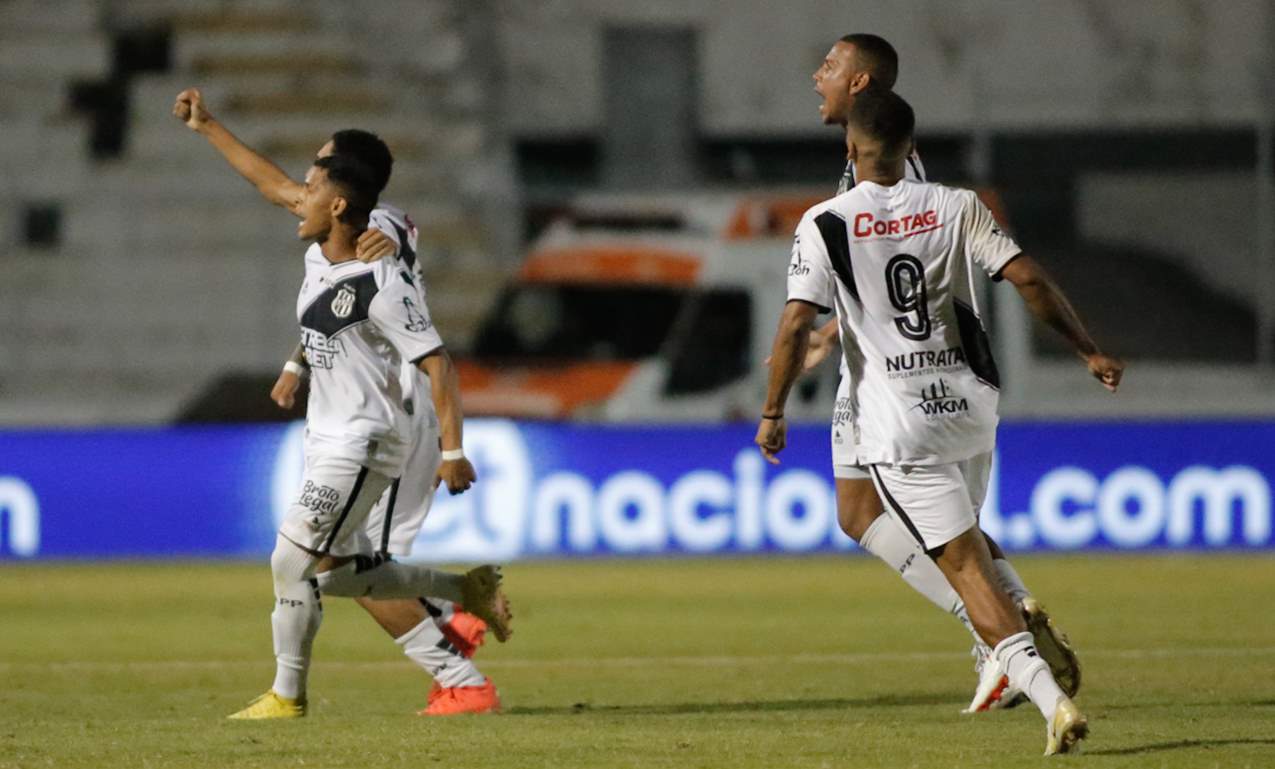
[805,34,1081,711]
[175,97,512,724]
[759,88,1121,754]
[175,89,504,715]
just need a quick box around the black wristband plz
[762,413,784,420]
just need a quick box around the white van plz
[457,190,841,422]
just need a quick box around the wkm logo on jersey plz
[912,378,968,418]
[331,285,357,319]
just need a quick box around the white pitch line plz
[2,646,1273,672]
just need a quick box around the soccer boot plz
[1021,597,1081,698]
[964,647,1022,713]
[460,565,513,643]
[1044,696,1089,755]
[227,690,306,720]
[418,678,502,716]
[442,608,488,658]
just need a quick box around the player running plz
[174,90,510,716]
[805,34,1081,711]
[759,88,1121,754]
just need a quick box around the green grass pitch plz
[2,554,1273,768]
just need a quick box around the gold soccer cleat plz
[1044,696,1089,755]
[227,690,306,720]
[461,565,514,643]
[1022,597,1082,698]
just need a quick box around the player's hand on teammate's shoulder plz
[271,369,302,410]
[1085,353,1125,393]
[754,416,787,465]
[172,87,212,131]
[436,457,477,495]
[356,229,397,263]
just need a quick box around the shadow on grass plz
[504,692,960,717]
[1089,738,1275,756]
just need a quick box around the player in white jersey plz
[175,90,505,715]
[760,88,1123,755]
[802,34,1082,710]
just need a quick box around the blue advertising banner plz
[1,420,1272,560]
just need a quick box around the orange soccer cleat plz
[418,678,502,716]
[442,608,488,658]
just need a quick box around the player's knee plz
[836,481,884,541]
[270,535,316,590]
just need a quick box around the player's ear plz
[330,195,348,220]
[849,71,870,95]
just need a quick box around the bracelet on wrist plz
[762,413,784,420]
[440,448,465,461]
[283,361,309,379]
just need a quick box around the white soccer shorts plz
[278,453,394,557]
[867,451,993,551]
[831,374,870,480]
[362,402,442,556]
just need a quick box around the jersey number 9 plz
[885,254,931,341]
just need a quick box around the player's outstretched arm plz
[418,349,478,494]
[173,87,304,214]
[756,299,819,463]
[999,254,1124,392]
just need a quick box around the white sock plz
[994,631,1066,722]
[397,617,486,689]
[860,514,984,647]
[316,556,465,602]
[270,539,322,701]
[993,559,1032,605]
[425,597,459,626]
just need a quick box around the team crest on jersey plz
[331,285,357,318]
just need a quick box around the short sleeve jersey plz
[297,243,444,463]
[368,204,436,418]
[787,180,1021,465]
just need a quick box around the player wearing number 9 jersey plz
[763,87,1123,755]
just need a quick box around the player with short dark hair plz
[175,88,508,716]
[760,88,1120,755]
[805,36,1082,712]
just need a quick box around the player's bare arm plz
[174,87,304,213]
[757,299,819,464]
[271,342,309,410]
[417,348,477,494]
[1000,254,1124,392]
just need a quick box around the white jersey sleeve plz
[786,213,837,312]
[960,191,1022,280]
[368,271,445,364]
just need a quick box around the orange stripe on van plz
[456,360,637,418]
[520,247,701,285]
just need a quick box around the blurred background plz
[1,0,1273,561]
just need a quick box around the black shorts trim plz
[321,466,370,554]
[869,465,927,548]
[379,478,401,554]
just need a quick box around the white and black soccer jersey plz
[367,204,436,415]
[298,243,443,471]
[789,179,1022,466]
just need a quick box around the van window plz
[472,283,688,362]
[663,289,751,395]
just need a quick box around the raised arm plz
[417,349,477,493]
[999,255,1124,392]
[173,88,304,214]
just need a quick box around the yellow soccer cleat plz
[461,565,514,643]
[1044,696,1089,756]
[227,690,306,720]
[1022,597,1081,698]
